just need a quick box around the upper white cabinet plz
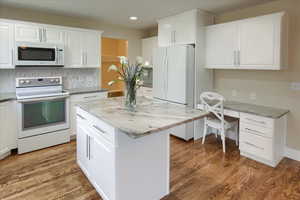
[206,22,239,68]
[65,30,101,68]
[15,23,64,44]
[205,12,287,70]
[142,36,158,67]
[15,24,41,43]
[158,10,198,47]
[0,21,14,69]
[43,26,64,44]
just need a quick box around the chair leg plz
[221,129,226,153]
[202,124,207,144]
[215,129,218,138]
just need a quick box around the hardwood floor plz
[1,135,300,200]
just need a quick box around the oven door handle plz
[17,94,70,103]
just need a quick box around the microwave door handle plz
[55,48,58,64]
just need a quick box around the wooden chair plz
[200,92,239,153]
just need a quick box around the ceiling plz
[0,0,275,29]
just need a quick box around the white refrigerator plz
[153,45,195,140]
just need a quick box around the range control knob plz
[25,80,31,84]
[50,79,55,83]
[20,80,25,84]
[55,79,60,83]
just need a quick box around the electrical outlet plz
[290,82,300,91]
[250,92,256,100]
[231,90,237,97]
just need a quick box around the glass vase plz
[125,81,137,111]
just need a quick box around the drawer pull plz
[244,142,264,150]
[246,118,266,125]
[93,125,107,135]
[84,95,98,99]
[77,114,86,120]
[245,128,264,135]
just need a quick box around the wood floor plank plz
[1,135,300,200]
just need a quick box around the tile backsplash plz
[0,68,100,93]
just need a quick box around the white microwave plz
[15,42,64,67]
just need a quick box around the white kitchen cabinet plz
[0,21,14,69]
[15,24,41,42]
[84,32,101,67]
[64,30,83,68]
[205,22,239,69]
[70,92,107,137]
[239,112,286,167]
[158,10,197,47]
[205,12,287,70]
[142,36,158,67]
[76,107,170,200]
[65,30,101,68]
[0,101,17,160]
[43,26,64,44]
[15,23,65,44]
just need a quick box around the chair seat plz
[206,115,239,130]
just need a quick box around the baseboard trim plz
[285,147,300,162]
[0,148,11,160]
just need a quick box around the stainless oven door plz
[17,96,70,138]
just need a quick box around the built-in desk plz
[196,101,289,167]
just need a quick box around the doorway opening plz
[101,37,128,97]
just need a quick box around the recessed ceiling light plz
[129,16,138,21]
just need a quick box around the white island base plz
[76,107,170,200]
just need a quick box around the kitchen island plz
[76,96,208,200]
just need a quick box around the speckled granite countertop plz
[199,100,289,119]
[66,87,108,95]
[0,93,16,103]
[78,96,209,139]
[224,101,289,119]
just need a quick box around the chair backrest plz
[200,92,225,122]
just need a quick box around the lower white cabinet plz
[70,92,107,137]
[0,101,17,160]
[239,113,286,167]
[76,107,169,200]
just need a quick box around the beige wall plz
[214,0,300,150]
[0,5,145,61]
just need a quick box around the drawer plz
[240,122,274,138]
[71,92,107,103]
[197,104,240,118]
[240,113,274,129]
[239,131,273,161]
[76,107,115,144]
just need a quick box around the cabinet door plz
[91,135,115,200]
[64,30,83,68]
[0,101,17,158]
[44,27,64,44]
[0,22,14,69]
[15,24,41,42]
[83,32,100,68]
[239,15,279,69]
[76,123,90,172]
[153,47,167,100]
[173,11,197,45]
[205,22,239,69]
[166,46,187,104]
[158,18,174,47]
